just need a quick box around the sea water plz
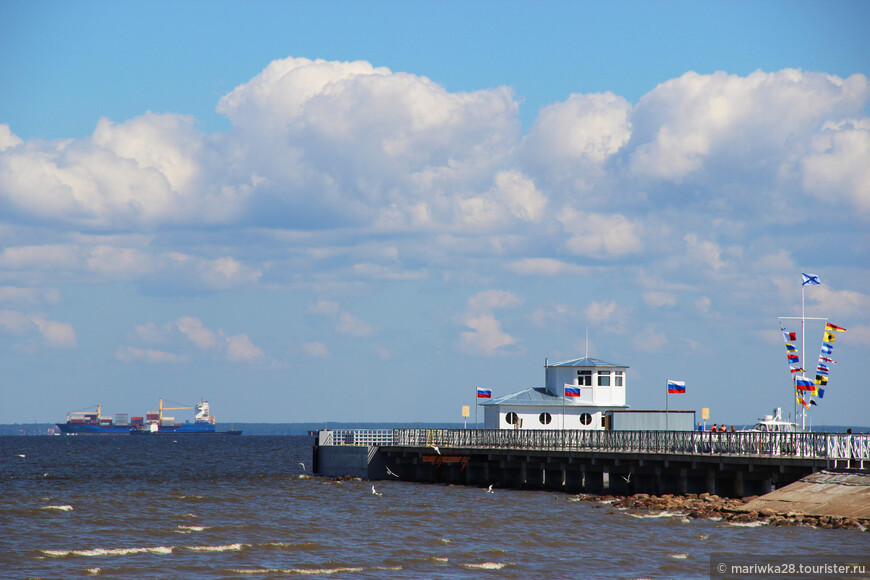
[1,436,867,579]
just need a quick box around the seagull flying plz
[486,484,494,493]
[386,466,399,478]
[621,472,632,483]
[371,485,382,496]
[299,462,306,471]
[430,445,441,455]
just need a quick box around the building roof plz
[481,387,625,408]
[549,356,627,368]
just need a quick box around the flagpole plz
[475,387,479,429]
[794,268,808,430]
[665,381,671,431]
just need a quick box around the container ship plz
[57,399,241,435]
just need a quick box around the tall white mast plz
[801,277,806,430]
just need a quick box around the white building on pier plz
[481,357,629,430]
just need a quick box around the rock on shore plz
[578,492,868,530]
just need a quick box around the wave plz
[40,546,173,557]
[262,541,322,551]
[726,520,767,527]
[668,553,690,559]
[228,567,366,575]
[184,543,246,552]
[40,505,73,512]
[462,562,510,570]
[174,525,208,533]
[627,511,683,519]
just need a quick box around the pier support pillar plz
[734,470,744,497]
[706,468,717,495]
[585,470,604,494]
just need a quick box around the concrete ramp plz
[742,470,870,518]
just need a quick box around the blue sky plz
[1,0,868,426]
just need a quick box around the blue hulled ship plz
[57,399,241,435]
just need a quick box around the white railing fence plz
[317,428,870,466]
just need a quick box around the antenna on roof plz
[585,327,589,360]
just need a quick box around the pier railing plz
[319,428,869,467]
[317,429,395,447]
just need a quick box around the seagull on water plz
[371,485,382,496]
[386,466,399,478]
[16,454,25,458]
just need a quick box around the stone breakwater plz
[582,493,869,531]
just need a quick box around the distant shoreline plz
[0,422,468,436]
[2,422,866,436]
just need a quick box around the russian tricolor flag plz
[476,388,492,399]
[795,376,814,391]
[564,386,582,397]
[667,380,686,394]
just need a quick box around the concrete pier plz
[374,446,823,497]
[313,428,870,498]
[742,470,870,517]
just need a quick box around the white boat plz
[742,407,803,433]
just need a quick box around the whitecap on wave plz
[669,553,690,559]
[228,567,365,575]
[40,505,73,512]
[41,546,173,557]
[185,543,246,552]
[628,511,683,519]
[726,520,766,527]
[462,562,509,570]
[175,525,208,533]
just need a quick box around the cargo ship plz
[57,399,241,435]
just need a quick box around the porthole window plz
[579,413,592,426]
[505,412,519,425]
[539,412,552,425]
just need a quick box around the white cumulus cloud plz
[458,290,524,356]
[225,333,265,362]
[0,310,76,348]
